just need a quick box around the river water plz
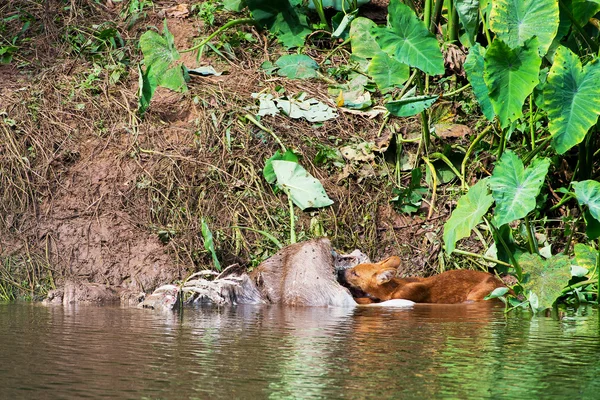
[0,302,598,399]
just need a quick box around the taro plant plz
[264,150,334,244]
[433,0,600,313]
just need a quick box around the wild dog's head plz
[337,256,401,300]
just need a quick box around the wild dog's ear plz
[379,256,401,269]
[376,268,397,285]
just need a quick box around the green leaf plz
[391,168,428,215]
[201,218,221,271]
[455,0,480,47]
[443,179,494,254]
[350,17,382,60]
[138,21,187,113]
[309,0,369,10]
[573,243,597,273]
[272,160,334,210]
[223,0,246,12]
[246,0,311,48]
[584,209,600,239]
[573,180,600,221]
[571,0,600,27]
[332,10,358,39]
[543,47,600,154]
[275,54,319,79]
[488,150,550,226]
[483,37,541,128]
[350,17,381,59]
[371,1,444,76]
[264,150,299,184]
[464,43,495,121]
[0,45,18,64]
[485,287,509,300]
[139,22,187,92]
[385,94,438,117]
[490,0,559,56]
[138,64,157,116]
[519,253,571,312]
[368,52,409,91]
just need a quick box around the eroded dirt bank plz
[0,1,458,300]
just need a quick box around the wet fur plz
[338,256,506,304]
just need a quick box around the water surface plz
[1,302,598,399]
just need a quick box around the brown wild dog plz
[338,256,506,304]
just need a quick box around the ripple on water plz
[1,303,599,399]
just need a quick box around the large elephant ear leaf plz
[573,180,600,221]
[246,0,311,49]
[370,1,444,76]
[272,160,334,210]
[489,0,559,56]
[139,21,187,114]
[483,37,541,128]
[443,178,494,254]
[350,17,381,59]
[519,253,572,313]
[455,0,480,47]
[464,43,495,121]
[368,52,410,91]
[543,46,600,154]
[488,150,550,226]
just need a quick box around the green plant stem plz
[429,152,465,188]
[563,214,581,255]
[316,71,337,85]
[498,126,507,159]
[422,157,437,220]
[461,125,493,190]
[523,137,551,164]
[421,111,431,150]
[505,300,530,314]
[529,95,535,151]
[452,249,512,268]
[549,193,574,211]
[288,194,296,244]
[441,83,471,97]
[312,0,329,29]
[424,0,433,29]
[480,9,492,45]
[377,113,391,137]
[447,0,459,42]
[181,18,256,53]
[399,69,419,99]
[395,131,402,185]
[578,129,594,181]
[244,114,286,152]
[429,0,444,33]
[230,226,283,249]
[562,279,597,294]
[485,216,523,281]
[321,37,350,65]
[417,72,431,150]
[524,215,537,254]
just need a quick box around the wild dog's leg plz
[466,279,502,302]
[354,297,376,304]
[393,282,429,303]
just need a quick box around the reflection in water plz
[0,302,599,399]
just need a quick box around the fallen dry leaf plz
[434,123,471,139]
[163,3,189,18]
